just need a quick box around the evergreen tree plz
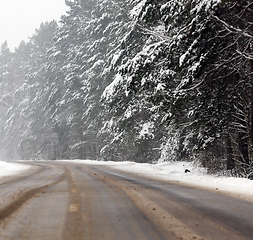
[100,0,222,163]
[0,0,253,178]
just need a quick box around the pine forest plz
[0,0,253,178]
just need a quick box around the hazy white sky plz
[0,0,69,51]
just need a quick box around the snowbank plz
[0,161,31,179]
[69,160,253,202]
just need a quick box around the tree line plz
[0,0,252,178]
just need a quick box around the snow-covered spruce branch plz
[233,105,249,119]
[174,78,205,94]
[208,11,253,39]
[231,122,248,131]
[229,126,248,135]
[136,23,171,42]
[232,112,248,124]
[136,17,196,43]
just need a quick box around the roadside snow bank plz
[69,160,253,202]
[0,161,31,179]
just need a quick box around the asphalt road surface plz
[0,161,253,240]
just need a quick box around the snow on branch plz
[236,50,253,60]
[209,11,253,39]
[136,23,171,42]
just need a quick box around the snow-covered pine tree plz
[101,0,222,163]
[200,0,253,177]
[18,21,59,160]
[43,0,136,159]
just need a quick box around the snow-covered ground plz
[69,160,253,202]
[0,161,31,178]
[1,160,253,202]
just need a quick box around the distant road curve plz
[0,161,253,240]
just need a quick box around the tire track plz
[0,165,43,187]
[0,164,66,221]
[87,165,248,240]
[73,165,168,240]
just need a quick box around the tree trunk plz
[248,45,253,169]
[226,134,234,170]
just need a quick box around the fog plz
[0,0,68,50]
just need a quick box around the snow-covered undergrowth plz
[68,160,253,202]
[0,161,30,178]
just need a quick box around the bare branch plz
[209,11,253,39]
[236,2,253,16]
[236,49,253,60]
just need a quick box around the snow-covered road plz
[1,160,253,239]
[1,160,253,202]
[66,160,253,202]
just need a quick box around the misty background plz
[0,0,67,50]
